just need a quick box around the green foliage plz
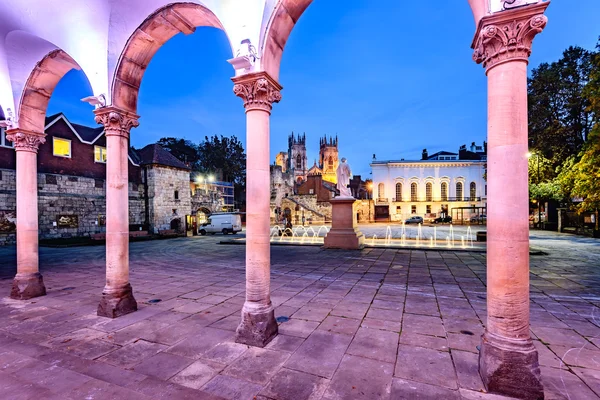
[197,135,246,185]
[156,137,200,169]
[528,46,595,173]
[527,154,554,185]
[554,40,600,213]
[529,181,563,202]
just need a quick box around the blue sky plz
[48,0,600,178]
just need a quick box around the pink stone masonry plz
[232,72,282,347]
[6,129,47,299]
[323,198,365,250]
[94,107,139,318]
[472,3,549,399]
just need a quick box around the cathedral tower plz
[319,134,339,184]
[288,132,308,184]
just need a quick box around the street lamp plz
[526,152,541,228]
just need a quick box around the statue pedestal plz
[324,197,364,250]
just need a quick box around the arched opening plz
[395,182,402,201]
[456,181,464,201]
[411,182,418,202]
[470,181,477,201]
[426,182,433,202]
[296,154,302,169]
[112,3,228,114]
[441,182,448,202]
[378,182,385,200]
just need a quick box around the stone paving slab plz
[0,231,598,399]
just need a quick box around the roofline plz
[371,160,486,166]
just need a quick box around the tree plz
[557,40,600,213]
[528,46,596,174]
[156,137,200,169]
[197,135,246,185]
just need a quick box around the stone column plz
[94,107,139,318]
[232,72,281,347]
[6,129,46,299]
[472,3,548,399]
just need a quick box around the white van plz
[199,213,242,235]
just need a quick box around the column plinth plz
[11,272,46,300]
[97,283,137,318]
[324,198,364,249]
[6,129,47,300]
[471,3,548,399]
[94,106,139,318]
[232,72,281,347]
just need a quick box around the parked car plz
[433,216,452,224]
[199,213,242,235]
[405,216,424,224]
[470,214,487,223]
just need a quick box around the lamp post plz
[526,152,541,228]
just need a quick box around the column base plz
[479,331,544,400]
[97,283,138,318]
[10,273,46,300]
[235,303,278,347]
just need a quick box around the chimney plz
[422,149,428,160]
[372,154,376,161]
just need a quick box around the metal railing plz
[389,197,482,203]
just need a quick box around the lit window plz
[411,205,416,214]
[378,183,385,199]
[441,182,448,201]
[53,137,71,157]
[426,182,432,202]
[411,183,418,202]
[94,146,106,163]
[470,182,477,201]
[426,205,431,214]
[0,128,13,148]
[456,182,463,201]
[395,183,402,201]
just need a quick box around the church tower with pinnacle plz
[319,134,339,184]
[288,132,308,184]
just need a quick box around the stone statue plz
[336,157,353,198]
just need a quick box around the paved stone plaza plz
[0,231,599,399]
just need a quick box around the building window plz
[426,182,432,202]
[456,182,463,201]
[426,205,431,214]
[411,182,418,202]
[470,182,477,201]
[174,190,179,200]
[0,128,13,148]
[485,184,487,196]
[441,182,448,201]
[411,205,416,214]
[395,183,402,201]
[378,183,385,199]
[94,146,107,163]
[53,137,71,158]
[396,206,401,213]
[296,154,302,169]
[328,156,333,166]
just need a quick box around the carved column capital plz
[94,106,139,138]
[232,72,282,113]
[5,129,46,153]
[472,2,549,72]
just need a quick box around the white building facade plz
[371,159,487,222]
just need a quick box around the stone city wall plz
[145,165,192,233]
[0,168,144,245]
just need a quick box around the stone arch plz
[16,49,82,133]
[261,0,483,80]
[112,3,228,113]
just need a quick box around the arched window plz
[411,183,418,202]
[470,182,477,201]
[296,154,302,169]
[456,182,463,201]
[395,183,402,202]
[378,183,385,199]
[328,156,333,166]
[426,182,432,202]
[441,182,448,201]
